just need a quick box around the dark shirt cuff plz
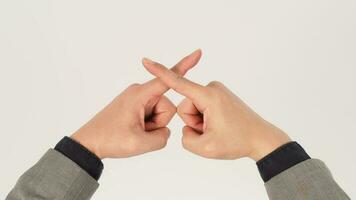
[256,141,310,182]
[54,136,103,180]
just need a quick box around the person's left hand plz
[142,55,290,161]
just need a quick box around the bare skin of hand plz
[142,56,291,161]
[71,50,202,159]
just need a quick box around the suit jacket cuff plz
[55,136,104,180]
[256,141,310,182]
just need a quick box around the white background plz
[0,0,355,199]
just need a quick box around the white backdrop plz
[0,0,355,199]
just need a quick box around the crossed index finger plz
[140,49,202,97]
[142,58,208,103]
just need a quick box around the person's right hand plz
[142,58,291,161]
[70,50,202,159]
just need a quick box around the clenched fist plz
[142,57,291,161]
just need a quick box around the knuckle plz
[208,80,223,88]
[205,87,225,103]
[205,88,216,97]
[204,88,220,102]
[128,83,141,89]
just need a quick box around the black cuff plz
[256,141,310,182]
[54,136,104,180]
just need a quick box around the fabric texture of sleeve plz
[6,149,99,200]
[264,159,350,200]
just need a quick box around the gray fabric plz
[265,159,350,200]
[6,149,99,200]
[7,150,350,200]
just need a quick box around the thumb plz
[142,127,171,152]
[181,126,203,154]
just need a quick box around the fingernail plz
[142,57,155,65]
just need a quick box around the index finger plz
[143,58,208,102]
[141,49,202,97]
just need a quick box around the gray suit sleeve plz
[265,159,350,200]
[6,149,99,200]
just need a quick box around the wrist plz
[71,131,104,160]
[248,128,291,161]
